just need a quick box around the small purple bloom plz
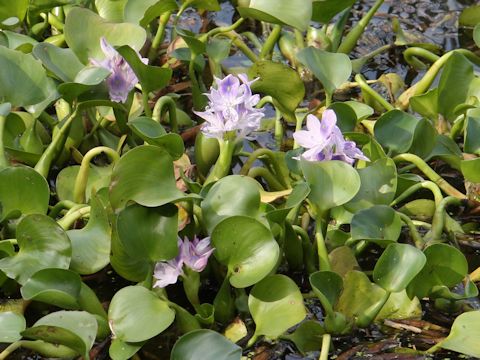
[194,74,265,140]
[153,236,215,288]
[90,37,147,103]
[293,110,369,165]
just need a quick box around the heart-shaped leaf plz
[211,216,279,288]
[435,311,480,357]
[108,286,175,342]
[309,271,343,314]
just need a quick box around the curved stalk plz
[240,148,288,187]
[397,211,425,249]
[259,24,282,60]
[352,44,394,73]
[73,146,119,204]
[426,196,463,244]
[393,154,466,199]
[148,11,172,61]
[292,225,316,274]
[319,333,331,360]
[57,206,91,230]
[403,47,440,69]
[241,31,263,50]
[48,200,77,219]
[390,180,443,207]
[247,167,285,191]
[200,18,245,42]
[204,139,235,185]
[216,32,258,62]
[315,212,331,271]
[355,73,394,111]
[152,96,179,133]
[337,0,385,54]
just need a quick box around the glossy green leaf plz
[64,7,146,63]
[0,0,28,27]
[0,46,55,107]
[248,60,305,116]
[67,193,111,275]
[436,311,480,357]
[461,158,480,182]
[373,243,426,293]
[124,0,177,26]
[344,158,397,212]
[249,275,306,339]
[20,269,81,309]
[309,271,343,314]
[312,0,355,23]
[296,47,352,96]
[266,182,310,223]
[109,145,199,209]
[171,329,241,360]
[0,166,49,221]
[0,214,71,285]
[0,312,26,343]
[237,0,312,31]
[117,46,172,94]
[201,175,262,233]
[95,0,128,22]
[22,311,97,360]
[109,338,145,360]
[58,66,111,102]
[464,108,480,154]
[301,160,360,212]
[410,88,438,121]
[437,52,474,122]
[350,205,402,245]
[33,43,84,83]
[211,216,279,288]
[459,5,480,27]
[407,244,468,299]
[281,320,325,353]
[128,117,184,159]
[108,286,175,342]
[328,102,357,132]
[116,203,178,261]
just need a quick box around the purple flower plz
[153,237,215,288]
[293,110,369,165]
[194,74,265,140]
[90,37,147,103]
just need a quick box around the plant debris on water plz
[0,0,480,359]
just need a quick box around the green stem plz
[48,200,77,219]
[34,110,78,178]
[390,181,443,207]
[183,269,201,311]
[355,73,394,111]
[201,18,245,42]
[73,146,119,204]
[319,334,331,360]
[204,139,235,185]
[330,7,351,52]
[241,31,263,50]
[240,148,287,187]
[0,114,8,170]
[0,340,77,360]
[397,212,424,249]
[393,154,467,199]
[293,114,306,149]
[315,212,331,271]
[57,206,90,230]
[337,0,384,54]
[152,96,179,133]
[0,341,23,359]
[274,107,283,149]
[217,32,259,62]
[247,167,285,191]
[292,225,317,274]
[148,11,172,62]
[259,24,282,60]
[403,47,440,69]
[142,91,152,118]
[426,196,463,244]
[356,291,391,327]
[352,44,394,72]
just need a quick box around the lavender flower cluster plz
[153,237,215,288]
[293,110,369,165]
[194,74,265,140]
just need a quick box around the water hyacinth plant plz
[0,0,480,360]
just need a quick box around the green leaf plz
[109,145,199,209]
[459,5,480,27]
[117,46,172,94]
[124,0,177,26]
[95,0,128,22]
[237,0,312,31]
[116,204,178,262]
[296,47,352,96]
[281,320,325,353]
[21,311,97,360]
[407,244,468,299]
[0,166,49,221]
[20,269,81,309]
[312,0,355,23]
[64,7,146,63]
[109,338,145,360]
[0,0,28,27]
[309,271,343,314]
[201,175,262,233]
[373,243,426,293]
[211,216,279,288]
[344,158,397,212]
[128,117,184,159]
[171,329,241,360]
[475,23,480,47]
[188,0,220,11]
[67,193,111,275]
[350,205,402,245]
[0,312,26,343]
[437,52,474,122]
[0,214,71,285]
[301,160,360,213]
[410,88,438,121]
[464,108,480,155]
[33,43,84,83]
[0,47,56,107]
[436,311,480,357]
[249,274,306,339]
[328,102,357,132]
[108,286,175,342]
[461,158,480,183]
[248,60,305,116]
